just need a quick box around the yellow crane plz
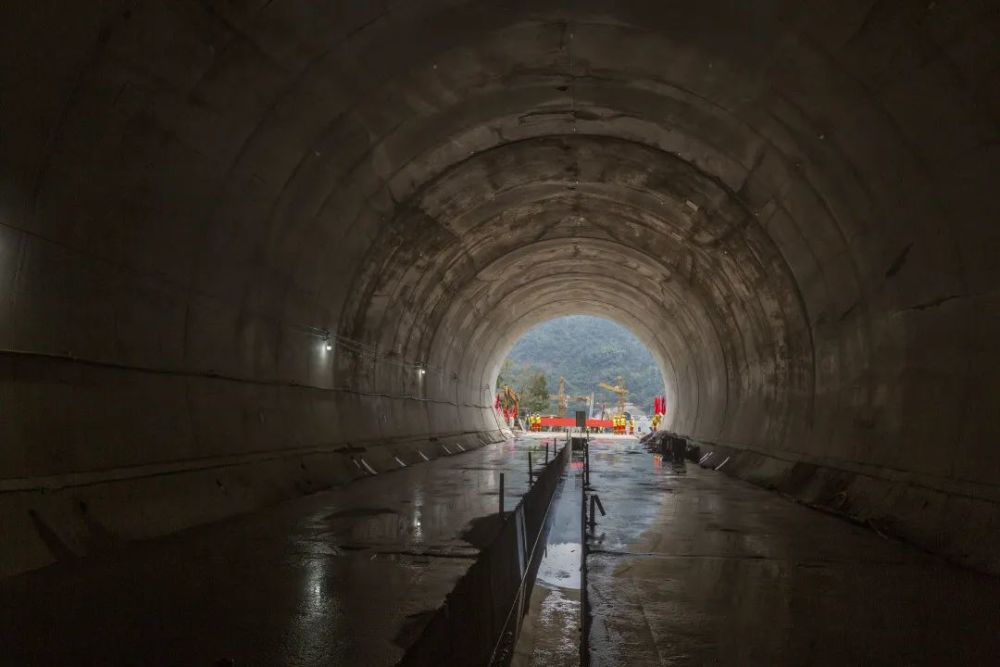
[549,376,568,418]
[598,376,629,416]
[549,377,594,419]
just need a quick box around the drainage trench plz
[510,445,586,667]
[400,437,570,666]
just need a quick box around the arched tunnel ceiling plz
[2,1,998,524]
[342,134,810,436]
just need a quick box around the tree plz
[523,373,550,414]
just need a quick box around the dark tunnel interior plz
[1,1,999,663]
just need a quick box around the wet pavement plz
[584,438,1000,666]
[5,435,999,666]
[512,455,584,667]
[0,437,561,666]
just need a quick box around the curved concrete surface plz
[1,1,998,575]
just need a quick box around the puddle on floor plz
[536,542,581,590]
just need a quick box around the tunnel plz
[2,0,999,664]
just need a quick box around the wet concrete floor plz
[584,438,1000,666]
[5,435,998,666]
[512,454,584,667]
[0,438,559,666]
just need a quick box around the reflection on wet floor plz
[583,438,1000,667]
[512,451,583,667]
[0,436,557,666]
[6,433,998,666]
[536,542,581,589]
[513,436,1000,665]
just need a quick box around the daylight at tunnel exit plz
[1,1,999,665]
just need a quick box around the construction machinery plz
[572,394,593,413]
[599,376,629,417]
[497,385,520,428]
[550,377,598,419]
[549,377,568,418]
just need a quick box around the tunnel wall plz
[0,351,503,577]
[691,440,1000,574]
[2,0,998,577]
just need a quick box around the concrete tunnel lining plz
[347,132,812,449]
[1,0,998,576]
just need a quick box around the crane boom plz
[599,377,629,416]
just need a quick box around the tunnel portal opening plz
[491,314,670,429]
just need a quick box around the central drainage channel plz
[399,438,571,666]
[510,451,585,667]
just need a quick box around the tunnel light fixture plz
[307,326,334,353]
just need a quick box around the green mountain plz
[497,315,665,416]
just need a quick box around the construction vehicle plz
[598,377,629,417]
[497,385,520,428]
